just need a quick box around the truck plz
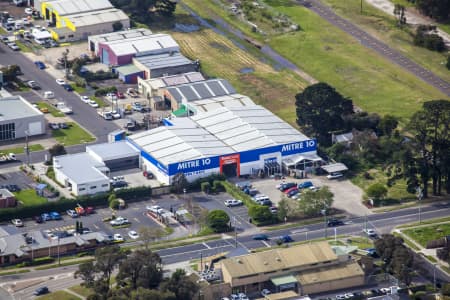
[0,153,16,164]
[97,110,113,120]
[56,102,73,114]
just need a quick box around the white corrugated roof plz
[106,33,179,56]
[129,105,311,165]
[188,94,255,114]
[68,8,128,27]
[47,0,113,16]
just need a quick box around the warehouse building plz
[219,241,365,295]
[132,52,199,80]
[137,72,205,110]
[53,141,139,196]
[93,33,180,66]
[126,105,320,185]
[0,95,45,141]
[88,28,153,55]
[35,0,130,42]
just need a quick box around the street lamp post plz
[416,186,423,223]
[433,263,437,291]
[322,207,327,238]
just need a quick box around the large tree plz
[415,0,450,22]
[207,210,230,233]
[162,269,199,300]
[298,186,334,217]
[295,82,353,146]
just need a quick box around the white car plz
[25,7,33,15]
[80,95,90,103]
[43,91,54,99]
[128,230,139,239]
[12,219,23,227]
[224,199,243,207]
[344,293,354,299]
[110,217,129,226]
[66,209,78,218]
[56,78,66,85]
[113,233,124,242]
[88,100,99,108]
[146,205,164,215]
[335,295,346,300]
[363,228,377,237]
[380,287,391,294]
[237,293,249,300]
[327,172,344,179]
[261,289,271,296]
[111,110,121,119]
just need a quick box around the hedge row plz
[0,186,152,222]
[221,181,257,208]
[188,173,226,190]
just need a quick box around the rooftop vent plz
[276,257,281,262]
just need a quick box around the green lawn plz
[345,236,374,249]
[37,102,65,117]
[52,122,95,146]
[320,0,450,87]
[0,144,44,155]
[15,41,31,52]
[91,96,106,107]
[13,189,48,206]
[68,285,94,298]
[36,290,81,300]
[70,84,86,94]
[403,223,450,247]
[390,0,415,7]
[266,3,448,122]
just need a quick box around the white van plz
[43,91,54,99]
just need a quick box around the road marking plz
[133,218,141,223]
[291,228,308,234]
[202,242,211,249]
[262,241,271,248]
[94,224,99,229]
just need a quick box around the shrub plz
[201,182,211,194]
[366,183,388,200]
[94,86,117,97]
[109,199,120,209]
[207,210,230,233]
[248,205,275,226]
[212,180,223,192]
[188,174,226,190]
[114,186,151,202]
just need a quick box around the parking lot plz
[110,168,161,188]
[0,170,35,191]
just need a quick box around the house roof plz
[133,52,193,70]
[220,241,338,279]
[53,152,109,185]
[296,262,364,285]
[0,96,43,121]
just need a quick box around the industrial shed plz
[0,95,45,141]
[132,52,198,80]
[86,141,140,171]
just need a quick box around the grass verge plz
[34,258,95,270]
[37,102,65,117]
[91,96,106,108]
[397,217,450,229]
[0,144,44,154]
[15,41,31,52]
[0,269,30,276]
[403,223,450,247]
[68,285,93,298]
[36,290,81,300]
[52,122,95,146]
[14,189,48,206]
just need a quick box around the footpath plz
[365,0,450,46]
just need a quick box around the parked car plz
[34,216,43,223]
[34,286,49,296]
[80,95,90,103]
[237,293,249,300]
[12,218,23,227]
[62,83,73,91]
[327,172,344,180]
[224,199,243,207]
[116,91,125,99]
[34,61,46,69]
[88,100,99,108]
[111,181,127,188]
[127,88,138,98]
[261,289,271,296]
[26,80,40,90]
[128,230,139,239]
[48,123,59,130]
[146,205,164,215]
[298,181,314,189]
[252,234,269,241]
[284,186,298,195]
[113,233,124,242]
[110,217,130,226]
[256,199,272,206]
[41,213,51,221]
[287,189,299,198]
[43,91,54,99]
[55,78,65,85]
[278,182,296,191]
[7,42,20,51]
[66,209,78,218]
[269,206,278,214]
[49,211,62,220]
[58,122,69,129]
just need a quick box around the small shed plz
[35,183,47,196]
[114,64,145,84]
[321,163,348,174]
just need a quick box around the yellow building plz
[35,0,129,41]
[220,241,365,295]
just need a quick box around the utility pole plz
[322,207,327,238]
[360,0,363,14]
[416,186,423,223]
[57,237,61,266]
[433,263,437,291]
[200,252,203,273]
[24,130,30,166]
[234,216,237,248]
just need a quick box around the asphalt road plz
[0,42,119,164]
[1,203,449,298]
[296,0,450,96]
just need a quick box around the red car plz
[115,91,125,99]
[284,186,298,194]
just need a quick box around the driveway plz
[296,0,450,96]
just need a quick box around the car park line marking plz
[133,218,140,223]
[262,241,271,248]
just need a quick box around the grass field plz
[403,223,450,247]
[0,144,44,154]
[36,291,81,300]
[321,0,450,84]
[182,0,448,124]
[68,285,93,298]
[14,189,48,206]
[37,102,65,117]
[171,29,308,124]
[52,122,95,146]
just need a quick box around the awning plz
[270,275,297,286]
[282,153,323,167]
[321,163,348,173]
